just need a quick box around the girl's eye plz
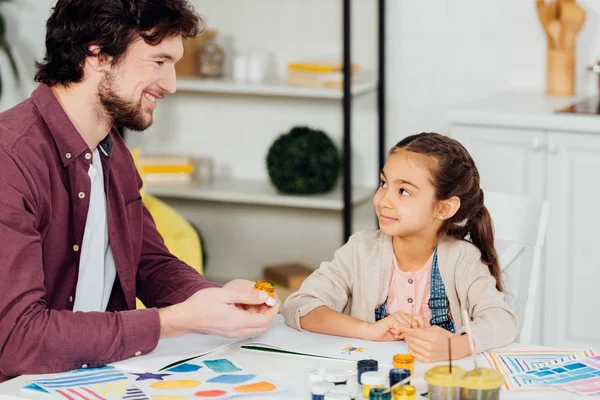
[379,180,387,188]
[400,189,411,196]
[156,61,164,66]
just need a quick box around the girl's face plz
[373,150,443,239]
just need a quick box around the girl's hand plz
[390,310,425,329]
[363,315,405,342]
[403,326,470,363]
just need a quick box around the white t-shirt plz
[73,148,117,312]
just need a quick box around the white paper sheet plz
[241,315,408,366]
[110,333,248,372]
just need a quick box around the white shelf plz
[175,75,377,100]
[145,178,374,211]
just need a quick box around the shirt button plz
[135,351,142,356]
[73,245,79,252]
[81,364,88,369]
[69,296,73,303]
[407,298,413,304]
[85,153,92,160]
[78,192,85,199]
[408,278,414,284]
[65,153,71,159]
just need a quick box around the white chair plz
[483,191,550,345]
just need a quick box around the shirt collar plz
[32,83,114,166]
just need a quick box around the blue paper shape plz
[207,374,256,384]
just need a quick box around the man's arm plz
[0,150,160,378]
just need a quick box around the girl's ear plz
[437,196,461,220]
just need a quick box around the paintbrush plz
[461,309,481,375]
[448,337,452,373]
[410,304,414,328]
[382,375,412,394]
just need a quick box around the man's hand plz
[403,325,470,363]
[361,315,405,342]
[158,280,280,339]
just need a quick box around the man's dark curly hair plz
[35,0,203,86]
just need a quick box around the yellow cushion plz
[131,149,204,309]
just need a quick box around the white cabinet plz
[544,132,600,349]
[451,125,545,200]
[451,123,600,350]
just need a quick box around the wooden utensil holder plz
[547,46,575,97]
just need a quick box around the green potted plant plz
[0,0,20,97]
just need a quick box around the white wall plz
[6,1,600,172]
[388,0,600,146]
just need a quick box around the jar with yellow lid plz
[393,384,416,400]
[424,365,466,400]
[459,368,504,400]
[392,354,415,375]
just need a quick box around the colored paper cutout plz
[234,381,277,393]
[123,386,150,400]
[341,346,364,355]
[92,379,126,397]
[207,374,256,384]
[482,348,597,392]
[194,390,227,397]
[151,380,200,390]
[203,359,241,373]
[168,364,203,373]
[133,372,171,381]
[152,396,187,400]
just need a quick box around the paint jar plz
[424,365,466,400]
[324,392,352,400]
[309,368,326,384]
[328,383,357,400]
[325,369,349,385]
[393,384,417,400]
[311,381,335,400]
[253,280,276,306]
[361,371,386,398]
[389,368,411,386]
[357,359,378,384]
[459,368,504,400]
[369,387,392,400]
[393,354,415,375]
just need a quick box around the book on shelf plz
[138,153,196,183]
[143,172,193,183]
[286,61,359,88]
[287,61,360,73]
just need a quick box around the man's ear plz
[86,44,112,73]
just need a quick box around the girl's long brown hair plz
[391,132,502,291]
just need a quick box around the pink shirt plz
[386,253,434,326]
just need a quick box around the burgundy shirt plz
[0,84,220,381]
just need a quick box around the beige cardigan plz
[280,230,518,353]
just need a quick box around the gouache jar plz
[459,368,504,400]
[424,365,466,400]
[389,368,411,386]
[393,354,415,375]
[369,387,391,399]
[393,384,417,400]
[311,381,334,400]
[357,359,378,384]
[361,371,386,398]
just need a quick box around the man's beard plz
[98,71,153,132]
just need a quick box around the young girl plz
[280,133,518,362]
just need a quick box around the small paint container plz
[393,384,417,400]
[392,354,415,375]
[328,383,357,400]
[369,387,392,400]
[389,368,411,386]
[357,359,378,384]
[459,368,504,400]
[253,280,276,306]
[324,392,351,400]
[361,371,386,398]
[309,368,326,384]
[310,381,334,400]
[325,369,349,385]
[424,365,466,400]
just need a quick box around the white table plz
[0,342,588,399]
